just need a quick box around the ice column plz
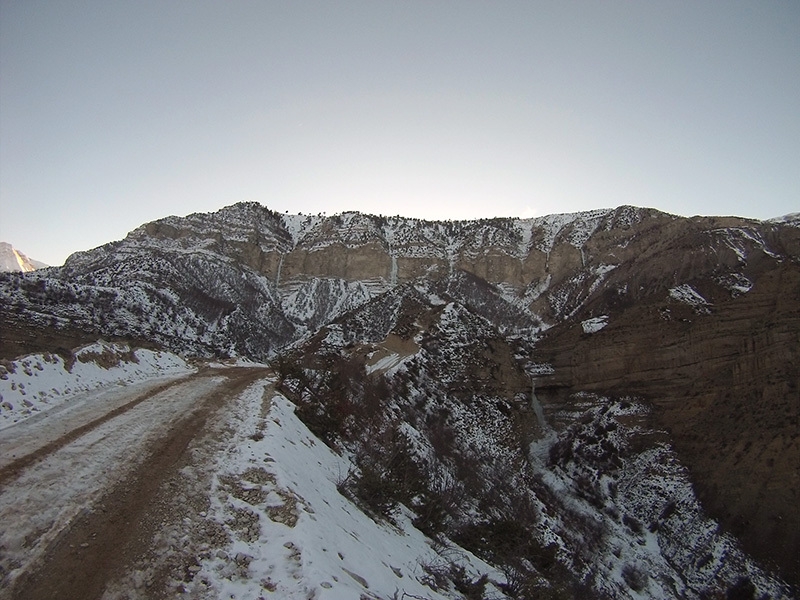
[531,380,547,431]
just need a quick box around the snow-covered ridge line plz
[15,199,797,366]
[117,203,648,260]
[767,212,800,227]
[0,341,194,429]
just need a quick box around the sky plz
[1,1,798,266]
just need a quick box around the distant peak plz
[0,242,48,273]
[767,212,800,227]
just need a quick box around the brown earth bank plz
[534,264,800,586]
[0,316,162,362]
[5,366,269,600]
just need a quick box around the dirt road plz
[0,366,271,600]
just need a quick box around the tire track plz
[0,376,191,486]
[4,366,270,600]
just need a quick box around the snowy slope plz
[768,212,800,227]
[0,341,193,429]
[271,282,795,599]
[531,398,791,599]
[157,380,508,600]
[1,202,798,597]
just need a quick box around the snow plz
[526,398,791,599]
[414,283,447,306]
[281,213,324,248]
[365,351,411,375]
[767,212,800,227]
[588,264,618,295]
[0,347,790,599]
[715,272,753,297]
[0,370,227,591]
[0,241,47,272]
[533,209,609,252]
[606,205,647,230]
[593,263,618,277]
[528,362,555,376]
[389,253,398,285]
[514,219,535,256]
[714,227,780,261]
[279,278,375,324]
[581,315,608,334]
[668,284,711,313]
[534,213,578,252]
[0,341,193,429]
[319,324,345,348]
[547,261,617,322]
[3,201,796,597]
[207,357,266,368]
[188,381,505,600]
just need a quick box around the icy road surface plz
[0,366,269,600]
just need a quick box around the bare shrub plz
[622,513,643,535]
[450,565,488,600]
[412,471,465,537]
[726,577,756,600]
[621,564,648,592]
[340,425,424,521]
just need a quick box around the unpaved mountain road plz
[0,365,271,600]
[0,375,193,484]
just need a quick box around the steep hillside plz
[532,221,800,584]
[273,277,792,598]
[0,203,731,358]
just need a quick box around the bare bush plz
[621,563,648,592]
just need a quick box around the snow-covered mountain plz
[6,202,792,359]
[273,285,794,598]
[768,212,800,227]
[0,242,47,273]
[1,201,798,597]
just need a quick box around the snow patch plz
[0,342,193,429]
[581,315,609,334]
[715,272,753,297]
[190,385,504,599]
[767,212,800,227]
[668,284,711,313]
[528,363,555,376]
[281,213,324,248]
[365,352,410,375]
[714,227,780,262]
[533,209,609,252]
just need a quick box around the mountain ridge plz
[1,200,798,596]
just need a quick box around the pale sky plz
[1,1,798,266]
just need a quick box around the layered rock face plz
[1,201,798,588]
[529,218,800,583]
[535,261,800,583]
[100,203,665,296]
